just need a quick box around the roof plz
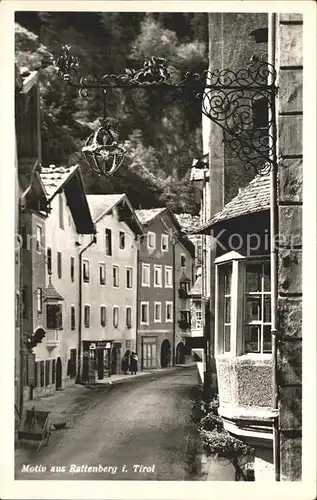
[135,208,166,225]
[44,279,64,302]
[194,172,270,234]
[40,164,78,200]
[86,194,125,222]
[175,213,201,234]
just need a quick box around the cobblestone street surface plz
[16,365,232,481]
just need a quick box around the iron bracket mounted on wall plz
[55,45,278,175]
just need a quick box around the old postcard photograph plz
[0,1,316,499]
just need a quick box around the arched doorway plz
[56,357,62,390]
[160,339,171,368]
[176,342,185,365]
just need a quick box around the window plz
[154,302,161,323]
[140,302,149,324]
[219,264,232,353]
[36,288,42,314]
[57,251,62,279]
[113,306,119,328]
[84,305,90,328]
[100,306,106,327]
[113,265,119,287]
[141,263,150,287]
[154,265,162,287]
[180,310,191,324]
[126,267,133,289]
[244,262,271,353]
[71,306,75,330]
[105,228,112,256]
[47,247,52,274]
[99,263,106,285]
[181,255,186,267]
[119,231,125,249]
[36,225,42,252]
[216,256,272,356]
[45,360,50,386]
[59,193,64,229]
[194,302,203,329]
[165,302,173,322]
[83,259,89,283]
[165,266,173,288]
[161,234,169,252]
[126,306,132,328]
[46,304,63,329]
[70,256,75,282]
[147,231,156,250]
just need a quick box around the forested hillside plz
[15,12,209,213]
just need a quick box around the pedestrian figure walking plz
[130,351,138,375]
[121,350,130,375]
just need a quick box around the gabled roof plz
[39,164,95,235]
[135,207,167,225]
[87,194,144,235]
[175,213,202,234]
[40,164,78,201]
[193,172,270,234]
[86,194,125,223]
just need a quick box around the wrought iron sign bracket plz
[55,45,278,176]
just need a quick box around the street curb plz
[78,364,197,388]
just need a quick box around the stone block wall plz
[276,12,303,481]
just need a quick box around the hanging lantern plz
[81,121,126,177]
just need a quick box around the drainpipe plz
[77,233,96,382]
[172,238,176,366]
[268,12,280,482]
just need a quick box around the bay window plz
[215,253,271,356]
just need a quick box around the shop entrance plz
[160,339,171,368]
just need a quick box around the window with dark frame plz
[100,306,106,327]
[105,228,112,256]
[70,256,75,282]
[99,263,106,285]
[46,303,63,329]
[219,264,232,353]
[71,306,75,330]
[141,303,149,324]
[126,306,132,328]
[119,231,125,249]
[47,247,52,274]
[84,305,90,328]
[113,265,119,287]
[113,306,119,328]
[126,267,132,289]
[244,262,271,354]
[181,255,186,267]
[57,251,62,279]
[83,259,90,283]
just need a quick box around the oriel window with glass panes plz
[244,262,271,353]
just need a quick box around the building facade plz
[135,208,194,369]
[80,194,143,382]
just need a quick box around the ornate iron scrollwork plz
[54,46,277,175]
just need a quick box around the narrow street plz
[16,366,226,481]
